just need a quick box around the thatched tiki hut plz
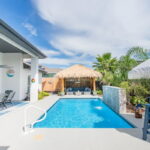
[55,64,102,93]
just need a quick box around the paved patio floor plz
[0,101,28,116]
[0,95,150,150]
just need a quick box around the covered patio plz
[55,64,102,94]
[0,19,46,103]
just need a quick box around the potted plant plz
[130,96,146,118]
[58,91,65,96]
[93,90,97,96]
[96,90,103,96]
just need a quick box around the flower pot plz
[93,91,97,96]
[58,92,65,96]
[135,109,142,118]
[60,92,65,96]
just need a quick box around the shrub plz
[96,90,103,95]
[133,79,150,95]
[38,91,50,100]
[129,83,149,97]
[38,92,44,100]
[130,96,147,105]
[120,81,129,90]
[58,91,65,96]
[119,81,130,101]
[42,91,50,96]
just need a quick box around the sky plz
[0,0,150,68]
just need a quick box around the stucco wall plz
[103,86,127,114]
[21,67,43,99]
[0,53,42,100]
[38,72,42,91]
[1,53,23,100]
[42,77,62,92]
[21,68,29,100]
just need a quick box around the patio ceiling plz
[0,38,25,53]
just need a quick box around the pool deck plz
[0,95,150,150]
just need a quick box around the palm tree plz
[93,53,118,85]
[118,55,137,81]
[93,53,117,74]
[127,46,149,61]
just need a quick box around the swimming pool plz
[34,98,133,128]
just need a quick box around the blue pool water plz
[34,98,133,128]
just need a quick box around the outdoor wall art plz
[6,69,15,77]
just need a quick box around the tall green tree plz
[127,46,149,61]
[93,53,117,74]
[93,53,118,85]
[118,55,138,81]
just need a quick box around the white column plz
[30,57,39,102]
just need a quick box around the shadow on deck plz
[116,113,150,142]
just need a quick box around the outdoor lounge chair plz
[83,87,91,95]
[4,91,15,104]
[5,90,13,95]
[4,90,13,100]
[0,93,7,108]
[66,88,74,95]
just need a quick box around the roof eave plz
[0,19,46,59]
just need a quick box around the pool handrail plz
[23,105,47,134]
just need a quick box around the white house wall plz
[21,68,29,100]
[38,72,42,91]
[0,53,42,101]
[2,53,23,100]
[21,68,42,100]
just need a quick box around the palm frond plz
[127,46,149,60]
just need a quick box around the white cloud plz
[33,0,150,58]
[40,57,70,66]
[23,23,37,36]
[40,48,60,56]
[40,54,93,67]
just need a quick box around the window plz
[43,73,56,77]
